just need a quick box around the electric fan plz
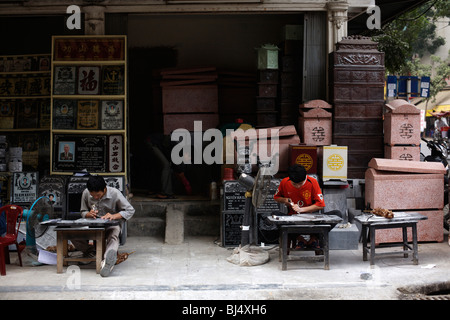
[252,166,273,209]
[23,196,56,260]
[238,165,273,246]
[227,164,273,266]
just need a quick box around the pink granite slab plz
[300,107,332,118]
[232,134,301,172]
[163,113,219,134]
[384,112,421,145]
[385,99,420,114]
[368,158,446,174]
[375,210,443,244]
[299,108,332,146]
[384,145,420,161]
[365,168,444,210]
[231,125,297,141]
[299,99,332,109]
[252,135,301,172]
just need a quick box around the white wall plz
[420,18,450,68]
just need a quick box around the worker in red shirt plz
[274,165,325,215]
[273,164,339,250]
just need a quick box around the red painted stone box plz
[289,144,317,174]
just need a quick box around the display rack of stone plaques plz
[0,53,51,173]
[50,35,127,176]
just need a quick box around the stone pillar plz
[331,35,386,178]
[326,0,349,54]
[165,204,185,245]
[83,5,105,35]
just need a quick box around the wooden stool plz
[280,224,331,270]
[56,227,105,273]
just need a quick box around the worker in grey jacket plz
[73,175,135,277]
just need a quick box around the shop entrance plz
[0,12,328,199]
[126,13,309,196]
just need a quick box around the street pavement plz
[0,233,449,303]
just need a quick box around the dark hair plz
[86,175,106,192]
[288,164,307,183]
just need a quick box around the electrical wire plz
[397,0,439,22]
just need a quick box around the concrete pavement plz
[0,233,449,301]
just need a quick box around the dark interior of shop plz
[0,13,306,197]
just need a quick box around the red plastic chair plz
[0,205,24,276]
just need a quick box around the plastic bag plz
[226,244,269,266]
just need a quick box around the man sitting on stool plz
[71,175,135,277]
[273,164,341,251]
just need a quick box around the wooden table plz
[354,212,428,266]
[267,214,342,270]
[55,227,105,273]
[44,218,120,274]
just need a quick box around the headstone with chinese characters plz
[384,99,421,146]
[319,145,347,182]
[299,107,332,146]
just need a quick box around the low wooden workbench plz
[42,218,119,273]
[266,214,342,270]
[55,227,105,273]
[354,212,428,265]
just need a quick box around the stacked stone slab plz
[256,69,278,127]
[330,36,385,178]
[365,158,445,243]
[218,71,257,125]
[383,99,421,161]
[220,179,282,247]
[8,147,22,172]
[232,125,300,173]
[159,67,219,134]
[279,26,303,126]
[256,44,279,127]
[0,136,6,172]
